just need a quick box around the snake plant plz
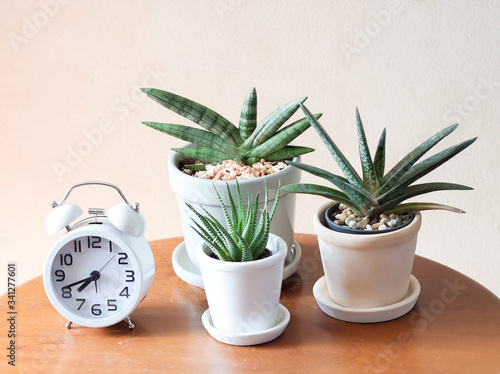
[187,181,279,262]
[141,87,319,167]
[282,104,477,219]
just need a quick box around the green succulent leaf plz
[377,124,460,195]
[264,146,315,162]
[376,182,473,214]
[143,122,240,156]
[191,225,230,261]
[242,97,307,149]
[373,128,386,183]
[198,204,242,261]
[171,147,235,163]
[286,160,372,209]
[141,88,243,146]
[182,163,211,171]
[238,231,253,262]
[386,137,477,196]
[235,183,246,232]
[242,192,259,244]
[248,209,270,259]
[300,104,364,190]
[268,182,281,222]
[246,115,317,159]
[387,202,466,215]
[214,184,237,242]
[196,232,230,260]
[224,229,243,262]
[187,204,231,261]
[356,108,378,193]
[281,183,366,215]
[239,87,257,140]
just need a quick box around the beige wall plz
[1,0,499,297]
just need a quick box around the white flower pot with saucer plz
[197,234,290,345]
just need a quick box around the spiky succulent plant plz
[281,104,477,219]
[141,87,320,167]
[187,181,280,262]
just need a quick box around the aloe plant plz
[187,181,279,262]
[141,87,319,167]
[281,104,477,219]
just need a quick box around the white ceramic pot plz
[313,203,422,309]
[168,148,300,269]
[196,233,287,334]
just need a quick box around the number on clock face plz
[51,236,137,319]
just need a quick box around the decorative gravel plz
[331,203,413,231]
[181,159,288,180]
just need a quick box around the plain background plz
[1,0,499,297]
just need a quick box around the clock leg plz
[124,316,135,329]
[66,320,73,329]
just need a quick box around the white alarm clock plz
[43,181,155,329]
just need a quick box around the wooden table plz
[1,234,499,373]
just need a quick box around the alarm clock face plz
[46,232,140,326]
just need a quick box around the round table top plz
[1,234,499,373]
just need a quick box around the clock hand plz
[98,255,116,272]
[77,278,92,293]
[77,270,100,292]
[91,255,116,294]
[63,276,94,290]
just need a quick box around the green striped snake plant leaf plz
[141,87,319,167]
[281,104,477,219]
[186,181,280,262]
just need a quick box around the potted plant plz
[282,104,477,322]
[190,181,289,346]
[141,87,320,283]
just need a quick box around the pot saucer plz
[172,240,302,289]
[313,275,420,323]
[201,304,290,346]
